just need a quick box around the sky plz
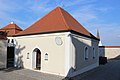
[0,0,120,46]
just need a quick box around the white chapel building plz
[0,7,99,77]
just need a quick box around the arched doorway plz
[32,48,41,70]
[36,49,41,70]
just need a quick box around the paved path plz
[0,60,120,80]
[0,68,64,80]
[72,60,120,80]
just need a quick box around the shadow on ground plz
[71,58,120,80]
[0,67,23,72]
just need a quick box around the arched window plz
[27,53,29,59]
[84,47,88,60]
[93,47,95,59]
[45,53,48,61]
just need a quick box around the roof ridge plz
[18,7,57,34]
[58,7,70,30]
[14,24,23,30]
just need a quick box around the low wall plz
[99,46,120,59]
[0,40,7,68]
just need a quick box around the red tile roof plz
[0,23,23,37]
[16,7,98,40]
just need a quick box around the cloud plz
[87,23,120,45]
[27,0,54,14]
[70,5,98,24]
[0,0,27,27]
[87,23,120,35]
[62,0,97,7]
[117,35,120,37]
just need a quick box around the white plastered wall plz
[15,32,70,76]
[66,33,99,77]
[14,32,99,77]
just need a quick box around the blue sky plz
[0,0,120,46]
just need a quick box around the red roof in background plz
[15,7,98,40]
[0,23,23,37]
[99,46,120,48]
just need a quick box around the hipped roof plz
[0,23,23,37]
[16,7,98,40]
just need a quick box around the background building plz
[0,31,7,69]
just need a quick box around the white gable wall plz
[15,32,69,76]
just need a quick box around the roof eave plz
[70,30,100,41]
[14,30,69,37]
[14,30,99,41]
